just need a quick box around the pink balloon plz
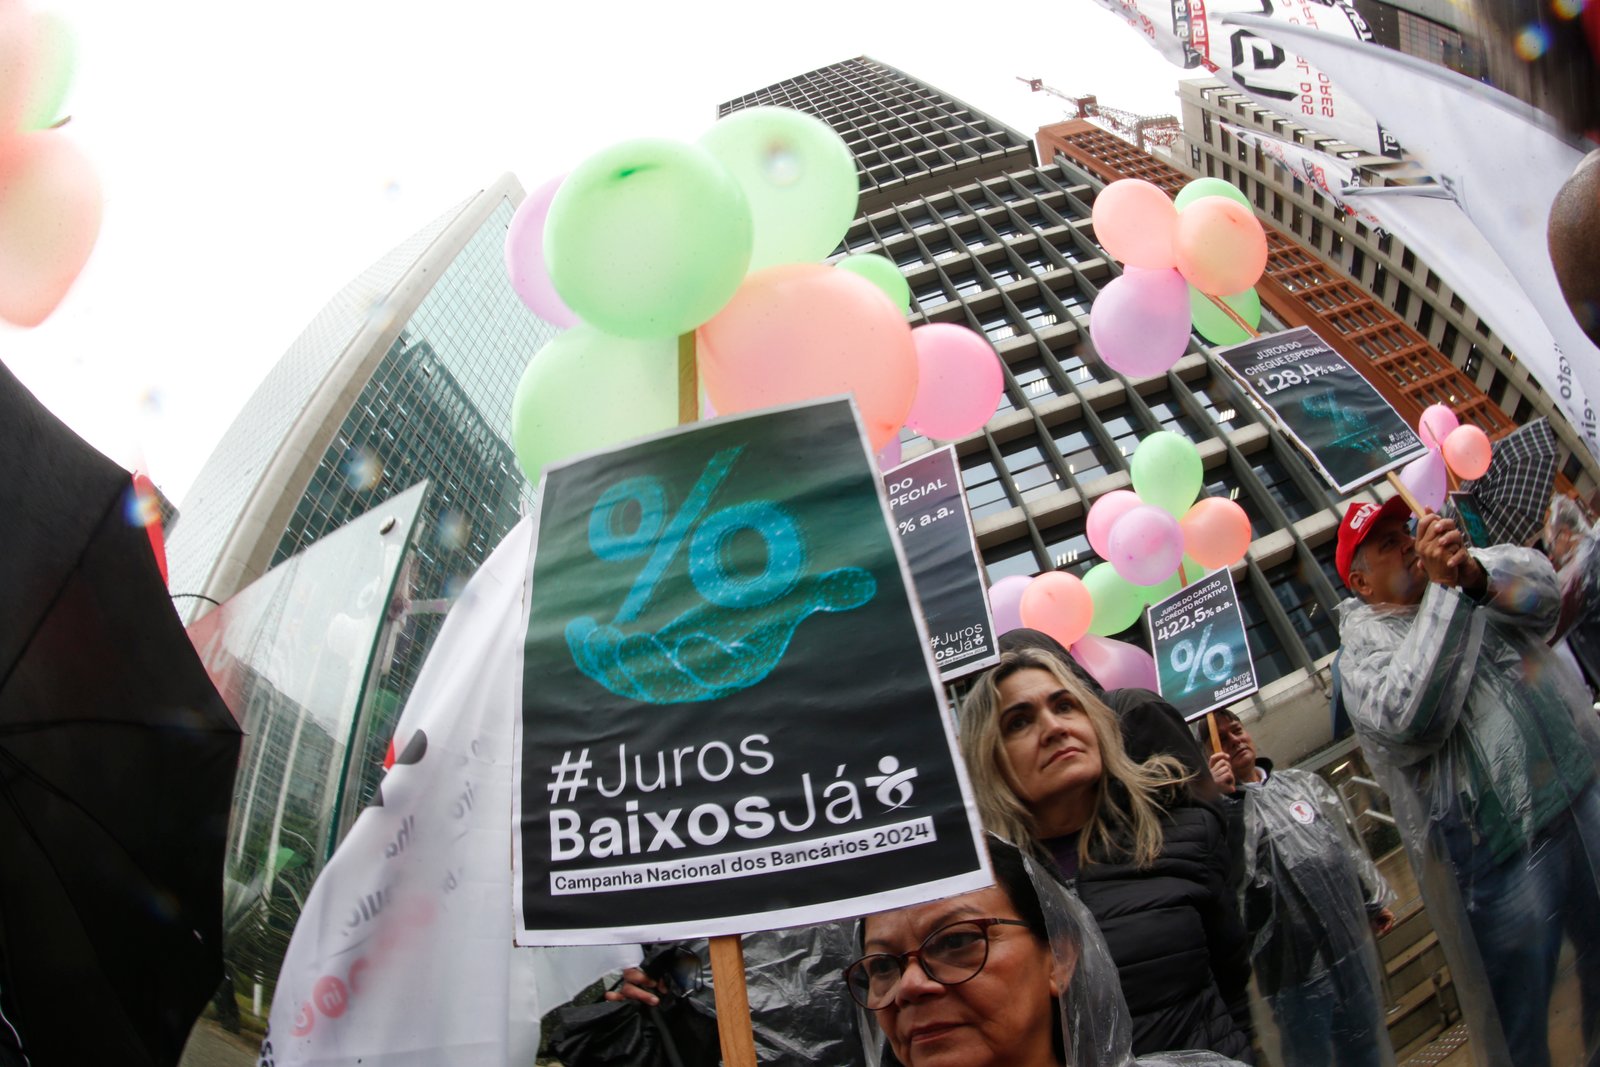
[1107,505,1185,586]
[0,131,101,328]
[1418,403,1459,452]
[1090,268,1191,378]
[1086,490,1143,560]
[1071,634,1158,691]
[1019,571,1095,648]
[1443,425,1493,480]
[988,573,1033,636]
[698,264,917,451]
[1180,497,1253,568]
[1091,179,1178,269]
[1174,198,1268,296]
[1398,450,1448,512]
[875,434,903,471]
[904,323,1004,440]
[504,173,581,329]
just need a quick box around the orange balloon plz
[1180,497,1253,568]
[1442,425,1493,480]
[1174,198,1268,296]
[0,131,101,327]
[1019,571,1095,648]
[697,263,917,450]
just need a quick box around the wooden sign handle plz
[1385,470,1426,515]
[676,333,759,1065]
[1207,709,1223,758]
[1204,293,1263,340]
[709,935,759,1066]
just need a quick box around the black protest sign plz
[1147,568,1259,721]
[513,399,990,945]
[1216,326,1424,493]
[883,446,1000,680]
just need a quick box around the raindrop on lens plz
[1514,24,1549,59]
[343,448,383,492]
[763,141,802,187]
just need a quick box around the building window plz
[1267,557,1339,661]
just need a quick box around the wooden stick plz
[1207,710,1223,757]
[1385,470,1427,515]
[679,331,759,1066]
[709,935,759,1067]
[678,332,699,426]
[1204,293,1262,340]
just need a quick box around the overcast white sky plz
[5,0,1196,504]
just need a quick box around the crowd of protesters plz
[588,485,1600,1067]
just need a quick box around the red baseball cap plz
[1335,496,1412,587]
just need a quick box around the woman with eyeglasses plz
[847,835,1247,1067]
[957,649,1254,1063]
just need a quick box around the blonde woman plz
[959,649,1254,1064]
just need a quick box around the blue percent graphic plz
[567,445,876,704]
[1169,623,1234,693]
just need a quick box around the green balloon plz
[835,253,911,312]
[1084,562,1147,636]
[545,138,753,339]
[1189,285,1262,346]
[510,326,679,483]
[1173,177,1252,212]
[1130,431,1203,517]
[22,16,76,131]
[700,107,859,271]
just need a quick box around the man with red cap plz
[1335,494,1600,1067]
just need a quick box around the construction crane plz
[1018,77,1182,152]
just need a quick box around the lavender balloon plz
[1399,449,1448,512]
[1089,268,1191,378]
[988,573,1033,636]
[1086,489,1143,560]
[1107,504,1186,586]
[1071,634,1158,691]
[504,173,580,329]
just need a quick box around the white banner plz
[1079,0,1402,155]
[260,520,635,1067]
[1223,14,1600,463]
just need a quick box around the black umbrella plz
[0,360,241,1066]
[1457,417,1561,547]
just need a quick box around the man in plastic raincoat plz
[1208,710,1395,1067]
[1335,496,1600,1067]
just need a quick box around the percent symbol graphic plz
[1169,623,1234,692]
[566,444,877,705]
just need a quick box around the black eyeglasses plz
[844,917,1030,1010]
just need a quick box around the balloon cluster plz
[1088,177,1268,379]
[0,5,97,328]
[1396,403,1493,509]
[502,108,1006,483]
[985,431,1252,691]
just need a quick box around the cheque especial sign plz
[1147,568,1259,721]
[883,446,1000,680]
[1216,327,1425,493]
[512,399,990,945]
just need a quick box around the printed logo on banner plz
[567,445,877,704]
[514,400,990,945]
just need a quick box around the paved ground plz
[177,1018,261,1067]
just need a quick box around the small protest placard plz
[1147,568,1259,721]
[1216,326,1425,493]
[883,446,1000,680]
[512,399,990,945]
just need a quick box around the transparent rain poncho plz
[1237,768,1395,1067]
[854,847,1248,1067]
[1546,495,1600,687]
[1337,544,1600,1067]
